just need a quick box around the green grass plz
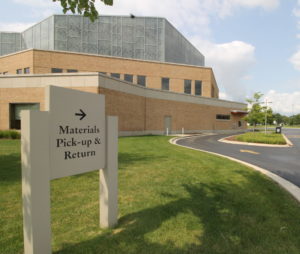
[235,132,287,145]
[1,136,300,254]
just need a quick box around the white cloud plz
[290,1,300,69]
[0,22,34,32]
[12,0,60,19]
[289,50,300,71]
[232,0,279,10]
[265,90,300,115]
[12,0,56,8]
[191,39,256,101]
[97,0,280,37]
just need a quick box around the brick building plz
[0,15,247,135]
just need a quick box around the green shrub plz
[0,130,21,139]
[235,132,286,144]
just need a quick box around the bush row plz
[0,130,21,139]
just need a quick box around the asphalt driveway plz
[176,128,300,187]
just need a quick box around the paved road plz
[177,128,300,187]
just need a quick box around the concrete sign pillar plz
[21,111,51,254]
[100,116,118,228]
[21,86,118,254]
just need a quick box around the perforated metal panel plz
[0,15,204,67]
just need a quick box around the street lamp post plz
[264,98,272,134]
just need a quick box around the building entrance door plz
[164,116,172,135]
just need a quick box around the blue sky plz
[1,0,300,115]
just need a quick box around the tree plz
[53,0,113,21]
[243,92,265,129]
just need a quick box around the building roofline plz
[2,14,167,34]
[0,72,245,108]
[0,48,214,71]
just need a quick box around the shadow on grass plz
[0,153,21,183]
[118,152,168,169]
[54,170,300,254]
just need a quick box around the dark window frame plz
[195,80,202,96]
[161,77,170,91]
[111,73,121,79]
[51,68,63,73]
[67,69,78,73]
[184,79,192,94]
[216,114,231,120]
[137,75,146,87]
[9,103,40,130]
[124,74,133,83]
[24,67,30,74]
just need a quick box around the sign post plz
[21,86,118,254]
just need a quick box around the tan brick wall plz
[0,87,44,129]
[0,49,218,98]
[0,84,246,131]
[0,86,98,130]
[0,51,34,75]
[98,87,246,132]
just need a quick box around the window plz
[99,72,107,75]
[51,68,63,73]
[10,103,40,129]
[195,80,202,96]
[67,69,78,73]
[161,77,169,91]
[111,73,120,79]
[216,114,230,120]
[137,75,146,86]
[3,72,8,75]
[184,79,191,94]
[124,74,133,83]
[16,69,22,74]
[24,67,30,74]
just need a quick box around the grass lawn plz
[1,136,300,254]
[234,132,287,145]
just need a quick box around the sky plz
[1,0,300,115]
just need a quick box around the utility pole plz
[264,98,272,134]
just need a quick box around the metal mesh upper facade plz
[0,15,205,66]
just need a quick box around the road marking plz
[240,149,260,155]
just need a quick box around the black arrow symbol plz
[75,109,86,120]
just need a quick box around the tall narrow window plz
[137,75,146,86]
[161,77,169,91]
[111,73,120,79]
[51,68,63,73]
[24,67,30,74]
[124,74,133,83]
[195,80,202,96]
[184,79,191,94]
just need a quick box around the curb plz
[169,136,300,203]
[218,134,293,148]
